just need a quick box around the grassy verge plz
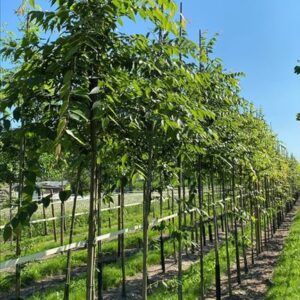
[266,208,300,300]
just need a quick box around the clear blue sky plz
[1,0,300,159]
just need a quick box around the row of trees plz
[1,1,300,299]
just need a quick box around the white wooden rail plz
[0,212,178,271]
[0,201,144,230]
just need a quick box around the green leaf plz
[3,224,12,242]
[24,171,36,185]
[56,117,67,140]
[65,129,85,146]
[27,202,38,216]
[59,190,72,202]
[19,210,29,225]
[3,119,10,130]
[22,185,35,201]
[13,108,21,121]
[29,0,36,7]
[11,217,20,229]
[41,195,51,208]
[69,109,88,122]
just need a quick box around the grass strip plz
[266,209,300,300]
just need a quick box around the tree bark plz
[64,166,81,300]
[86,79,98,300]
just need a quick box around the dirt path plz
[205,200,300,300]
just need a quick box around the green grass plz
[0,201,176,293]
[24,240,175,299]
[266,209,300,300]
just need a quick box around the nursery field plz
[0,184,299,299]
[0,0,300,300]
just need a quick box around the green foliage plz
[59,190,72,202]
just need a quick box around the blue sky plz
[1,0,300,159]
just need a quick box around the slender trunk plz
[239,167,248,273]
[211,168,221,300]
[159,176,165,273]
[207,176,213,243]
[219,186,224,233]
[86,80,98,300]
[16,124,25,300]
[51,190,57,243]
[193,180,199,248]
[182,178,188,255]
[142,152,153,300]
[172,189,177,263]
[177,156,183,300]
[118,194,121,257]
[250,181,254,265]
[42,205,48,236]
[255,182,261,255]
[9,181,13,245]
[64,167,81,300]
[120,177,126,298]
[97,166,103,300]
[232,164,241,284]
[60,201,64,246]
[197,159,204,299]
[190,187,195,254]
[222,172,232,296]
[108,201,111,229]
[265,177,271,241]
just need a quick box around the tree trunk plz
[232,164,241,284]
[159,175,165,273]
[50,190,57,243]
[171,188,177,263]
[177,156,183,300]
[210,168,221,300]
[86,80,98,300]
[42,205,48,236]
[221,172,232,296]
[249,181,254,265]
[64,166,81,300]
[120,176,126,298]
[9,181,13,245]
[197,159,204,300]
[239,167,248,273]
[97,166,103,300]
[16,125,25,300]
[61,201,64,246]
[142,152,153,300]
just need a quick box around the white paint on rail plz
[0,211,184,271]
